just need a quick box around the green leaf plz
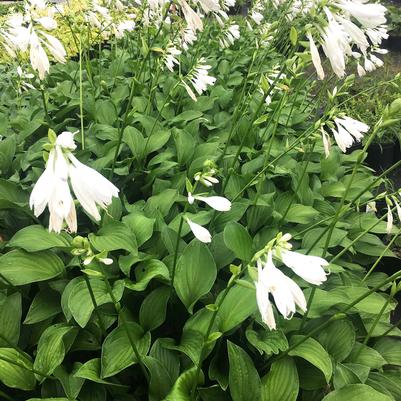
[125,259,170,291]
[288,336,333,382]
[346,343,387,369]
[333,363,368,390]
[228,341,261,401]
[174,240,217,313]
[285,204,319,224]
[0,348,36,390]
[261,357,299,401]
[217,284,257,333]
[143,356,175,401]
[164,367,204,401]
[27,399,71,401]
[246,327,288,356]
[65,277,124,327]
[101,322,151,377]
[8,225,71,252]
[0,249,64,285]
[33,323,78,378]
[139,286,170,331]
[123,213,155,247]
[0,135,16,174]
[74,358,121,386]
[321,384,393,401]
[290,26,298,46]
[54,364,85,399]
[24,290,61,325]
[89,221,138,254]
[223,222,254,261]
[0,292,21,346]
[374,337,401,366]
[317,319,355,362]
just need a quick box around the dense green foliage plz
[0,5,400,401]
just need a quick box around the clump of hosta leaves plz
[0,0,400,400]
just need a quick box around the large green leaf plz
[246,327,288,356]
[374,337,401,366]
[227,341,261,401]
[0,292,21,346]
[261,357,299,401]
[139,286,170,331]
[0,348,36,390]
[101,322,151,377]
[223,222,254,261]
[164,367,204,401]
[8,225,71,252]
[288,336,333,382]
[0,249,64,285]
[174,240,217,313]
[322,384,393,401]
[33,323,78,378]
[64,277,125,327]
[89,221,137,254]
[24,290,61,325]
[217,284,257,332]
[317,319,355,362]
[346,343,387,369]
[125,259,170,291]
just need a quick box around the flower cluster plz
[84,0,136,40]
[182,57,217,101]
[272,0,388,79]
[29,131,119,233]
[185,167,231,243]
[322,114,369,155]
[0,0,66,79]
[254,233,329,330]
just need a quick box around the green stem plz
[170,214,185,295]
[83,274,107,334]
[79,35,85,150]
[363,227,401,281]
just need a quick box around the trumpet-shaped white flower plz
[184,58,216,100]
[308,33,324,80]
[251,11,263,25]
[164,44,181,72]
[30,131,119,233]
[279,250,328,286]
[188,193,232,211]
[219,23,240,48]
[331,116,369,153]
[255,253,307,327]
[186,218,212,243]
[179,0,203,32]
[336,0,387,29]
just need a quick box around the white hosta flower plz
[29,30,50,80]
[181,28,197,51]
[366,201,377,213]
[387,204,393,235]
[115,20,135,38]
[308,33,324,80]
[37,16,57,30]
[198,0,220,14]
[255,253,307,326]
[321,127,331,158]
[68,154,119,221]
[336,1,387,29]
[251,11,263,25]
[185,58,216,100]
[164,44,181,72]
[331,116,369,153]
[30,131,119,232]
[255,279,276,330]
[279,250,328,286]
[179,0,203,32]
[220,23,240,48]
[189,194,231,211]
[42,32,66,63]
[357,63,366,77]
[186,218,212,243]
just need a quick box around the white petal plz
[186,218,211,243]
[194,195,232,211]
